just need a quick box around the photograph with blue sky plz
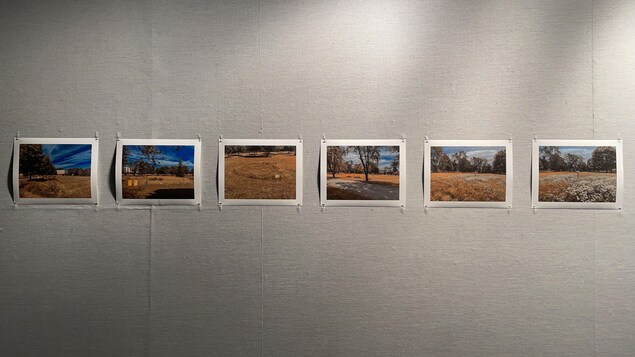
[556,146,595,160]
[342,146,399,171]
[40,144,92,169]
[121,144,196,200]
[440,146,503,163]
[18,143,93,199]
[538,145,617,203]
[124,145,194,170]
[429,145,507,202]
[430,146,506,174]
[19,144,92,174]
[326,145,400,200]
[538,145,617,173]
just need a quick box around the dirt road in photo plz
[326,173,399,200]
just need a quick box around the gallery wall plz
[1,1,634,356]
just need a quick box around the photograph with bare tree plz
[538,145,617,203]
[430,146,507,202]
[326,145,400,200]
[18,143,93,198]
[223,145,297,200]
[121,145,195,199]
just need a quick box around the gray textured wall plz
[1,1,634,356]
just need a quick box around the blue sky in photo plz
[125,145,195,169]
[546,146,601,161]
[439,146,505,162]
[41,144,92,169]
[342,146,399,170]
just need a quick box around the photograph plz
[116,139,201,205]
[538,145,617,203]
[532,139,623,209]
[320,139,405,207]
[121,145,195,199]
[424,140,513,208]
[219,139,302,206]
[224,145,296,199]
[429,146,507,202]
[18,143,92,198]
[326,146,400,200]
[13,137,99,204]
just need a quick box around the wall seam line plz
[146,1,154,354]
[261,207,264,357]
[146,208,153,357]
[591,1,598,356]
[259,1,264,355]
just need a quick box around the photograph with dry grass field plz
[19,144,92,198]
[430,146,506,202]
[224,145,297,199]
[326,146,399,200]
[121,145,195,199]
[538,145,617,202]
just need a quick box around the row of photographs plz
[12,137,624,210]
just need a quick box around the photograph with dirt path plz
[430,146,507,202]
[122,145,195,199]
[326,145,400,200]
[224,145,297,199]
[538,145,617,202]
[19,143,93,198]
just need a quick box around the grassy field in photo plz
[224,153,296,199]
[19,176,91,198]
[327,173,399,200]
[122,175,194,199]
[430,172,506,202]
[429,145,507,202]
[19,143,93,199]
[539,171,616,202]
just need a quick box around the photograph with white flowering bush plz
[538,145,617,203]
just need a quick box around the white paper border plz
[531,139,623,210]
[218,139,303,206]
[320,139,406,207]
[115,138,202,206]
[424,140,513,209]
[13,137,99,205]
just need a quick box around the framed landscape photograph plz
[424,140,513,208]
[115,139,201,205]
[219,139,303,206]
[532,139,623,209]
[13,137,99,205]
[320,139,405,207]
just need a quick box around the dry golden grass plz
[19,176,91,198]
[224,154,296,199]
[122,175,194,199]
[431,172,506,202]
[329,173,399,186]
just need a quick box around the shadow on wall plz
[108,148,116,198]
[215,158,219,199]
[7,145,14,202]
[317,153,321,203]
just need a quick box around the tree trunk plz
[364,171,369,182]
